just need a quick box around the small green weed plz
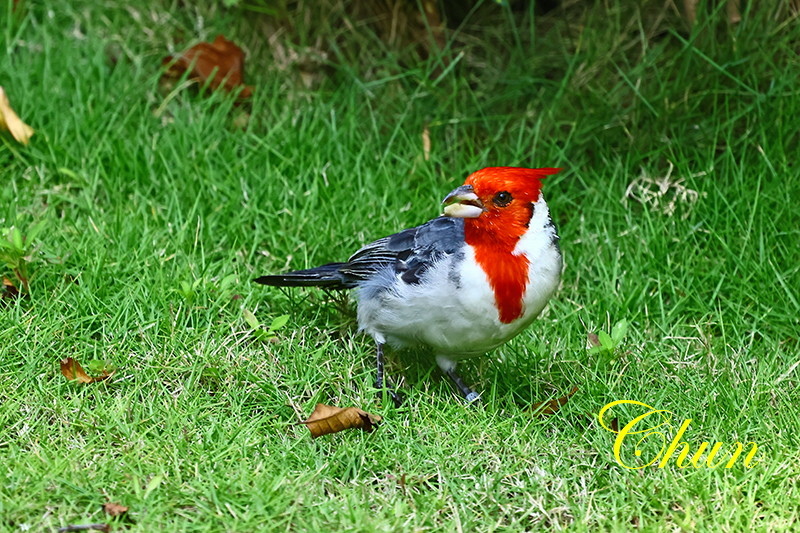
[588,319,629,363]
[243,309,290,342]
[0,221,47,292]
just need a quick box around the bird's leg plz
[375,341,403,407]
[444,368,481,403]
[436,356,480,403]
[375,340,386,390]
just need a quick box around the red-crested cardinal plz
[255,167,562,403]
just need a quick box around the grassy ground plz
[2,1,799,531]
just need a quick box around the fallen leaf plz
[60,357,114,384]
[163,35,253,99]
[1,277,20,300]
[587,332,601,348]
[0,86,34,145]
[300,403,381,438]
[103,502,128,517]
[530,386,578,416]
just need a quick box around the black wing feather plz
[340,217,463,285]
[255,217,464,289]
[254,262,350,289]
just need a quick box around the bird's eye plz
[492,191,513,207]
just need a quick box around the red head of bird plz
[442,166,561,323]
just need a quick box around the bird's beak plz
[442,185,486,218]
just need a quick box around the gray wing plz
[339,216,465,286]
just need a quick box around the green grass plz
[2,1,799,530]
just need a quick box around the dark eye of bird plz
[493,191,512,207]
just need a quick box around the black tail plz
[254,262,349,289]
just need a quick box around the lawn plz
[1,1,799,531]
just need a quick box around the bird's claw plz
[464,391,481,403]
[375,383,405,407]
[389,389,405,408]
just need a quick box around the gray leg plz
[375,341,403,407]
[444,367,480,403]
[375,341,386,390]
[436,355,480,403]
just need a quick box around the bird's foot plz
[375,380,405,407]
[388,388,405,408]
[464,391,481,403]
[444,367,481,405]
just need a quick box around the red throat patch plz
[470,243,529,323]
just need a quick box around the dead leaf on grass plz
[587,332,601,348]
[60,357,114,384]
[163,35,253,99]
[530,386,578,416]
[103,502,128,517]
[300,403,381,438]
[0,86,34,145]
[1,277,21,300]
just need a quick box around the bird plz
[255,167,563,404]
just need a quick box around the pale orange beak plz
[442,185,486,218]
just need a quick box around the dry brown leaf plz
[163,35,253,99]
[530,386,578,416]
[1,277,21,301]
[300,403,381,438]
[587,333,601,348]
[60,357,114,384]
[103,502,128,517]
[0,86,34,145]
